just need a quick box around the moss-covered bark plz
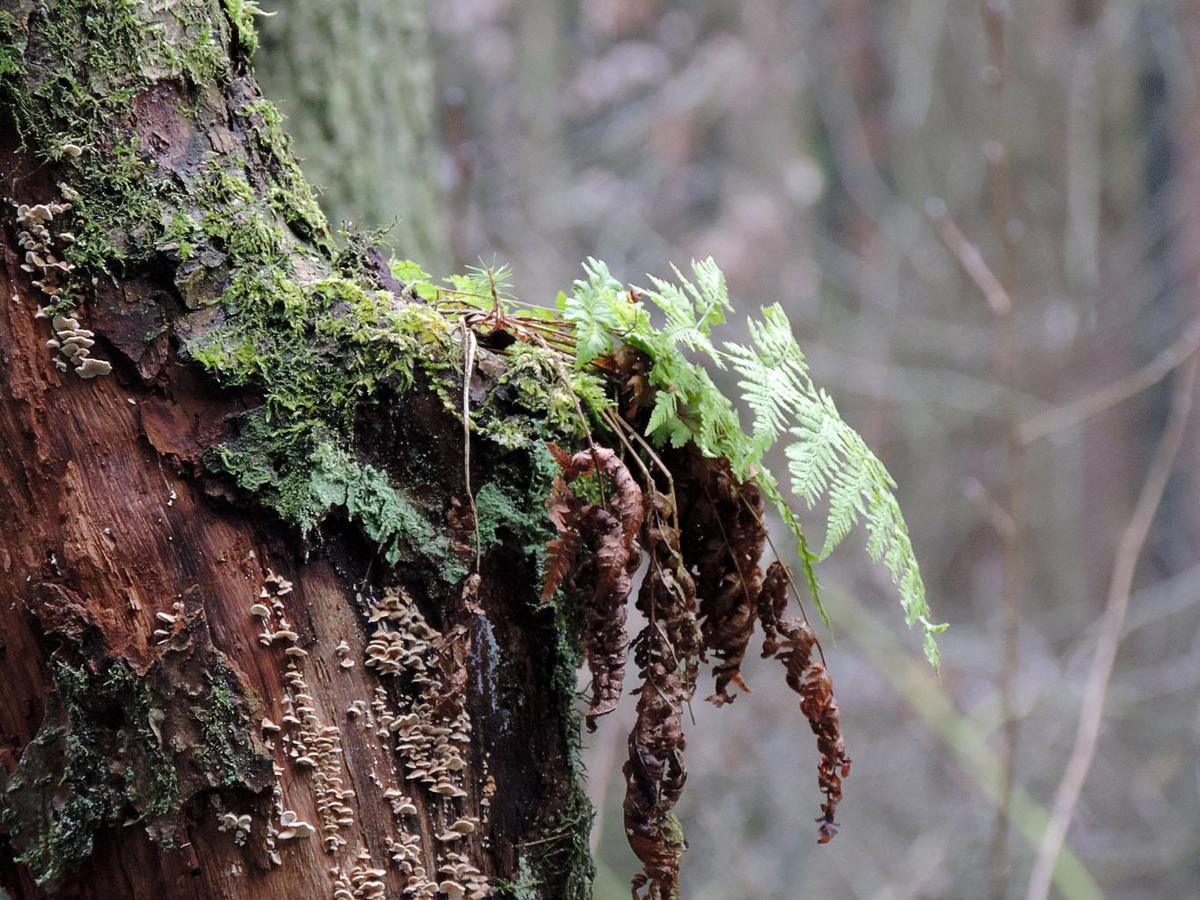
[0,1,591,896]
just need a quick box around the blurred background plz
[256,2,1200,897]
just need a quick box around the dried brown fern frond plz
[673,450,767,706]
[637,488,703,683]
[757,560,851,843]
[623,487,702,899]
[624,662,687,900]
[544,443,644,730]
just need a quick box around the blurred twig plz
[828,590,1103,900]
[1017,318,1200,444]
[976,4,1027,896]
[1025,354,1199,900]
[925,197,1012,316]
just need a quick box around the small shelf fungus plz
[13,201,112,380]
[275,809,316,842]
[217,811,253,847]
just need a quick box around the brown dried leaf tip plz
[623,486,700,900]
[674,452,767,707]
[757,561,851,843]
[543,442,644,730]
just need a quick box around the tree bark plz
[0,2,588,898]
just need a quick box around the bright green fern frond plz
[822,453,870,559]
[784,408,843,505]
[558,256,944,668]
[641,258,731,365]
[563,258,624,364]
[446,261,514,306]
[723,301,942,666]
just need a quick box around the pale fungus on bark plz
[15,200,114,380]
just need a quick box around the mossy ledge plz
[1,1,595,895]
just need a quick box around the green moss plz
[476,343,610,448]
[62,136,165,269]
[474,445,557,556]
[174,22,226,85]
[235,98,331,248]
[509,779,595,900]
[0,13,22,84]
[0,640,269,887]
[207,421,464,580]
[192,661,263,787]
[223,0,263,59]
[5,662,169,883]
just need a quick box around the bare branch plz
[1017,319,1200,444]
[1025,355,1199,900]
[925,197,1012,316]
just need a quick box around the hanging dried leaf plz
[673,450,767,706]
[757,560,851,843]
[623,486,701,899]
[636,488,702,683]
[624,663,687,900]
[543,443,644,730]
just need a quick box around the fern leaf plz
[564,257,623,364]
[728,301,942,660]
[646,389,679,439]
[559,256,944,667]
[640,257,731,365]
[785,403,843,505]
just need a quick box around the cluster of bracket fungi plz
[235,565,492,898]
[13,197,112,379]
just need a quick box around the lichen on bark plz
[0,597,272,888]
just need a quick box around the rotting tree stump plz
[0,2,590,897]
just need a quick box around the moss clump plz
[207,422,463,579]
[234,99,331,248]
[0,657,180,886]
[223,0,264,59]
[192,660,268,788]
[0,12,22,83]
[474,444,558,555]
[506,779,595,900]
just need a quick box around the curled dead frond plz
[674,450,767,706]
[757,560,851,843]
[636,488,702,680]
[624,663,687,900]
[623,486,701,899]
[543,443,644,730]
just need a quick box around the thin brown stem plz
[926,197,1012,315]
[459,320,481,569]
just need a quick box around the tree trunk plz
[0,2,588,898]
[254,0,448,272]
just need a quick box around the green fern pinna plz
[562,257,945,667]
[418,255,945,667]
